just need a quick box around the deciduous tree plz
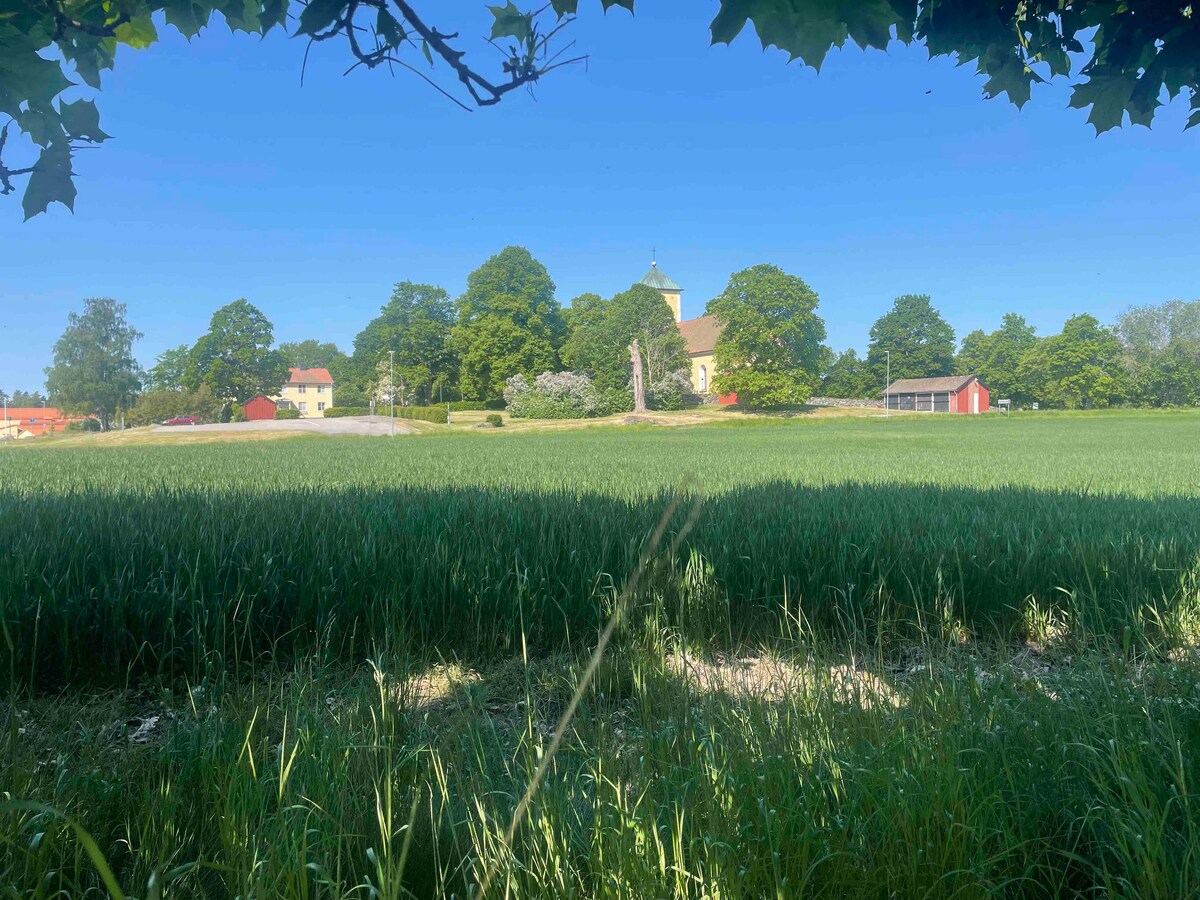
[351,282,456,405]
[1116,299,1200,406]
[562,283,687,393]
[277,340,352,384]
[954,313,1039,402]
[1018,313,1127,409]
[185,300,288,402]
[44,298,143,429]
[451,247,564,401]
[145,344,192,391]
[821,348,872,398]
[707,264,827,408]
[867,294,955,384]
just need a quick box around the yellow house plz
[275,367,334,418]
[639,263,725,397]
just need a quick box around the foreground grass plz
[6,635,1200,898]
[3,412,1200,897]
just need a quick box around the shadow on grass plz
[1,480,1198,687]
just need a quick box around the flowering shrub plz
[505,371,604,419]
[646,369,695,411]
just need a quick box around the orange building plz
[1,407,73,437]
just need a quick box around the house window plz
[317,384,325,394]
[298,402,308,413]
[298,384,307,394]
[317,402,326,411]
[698,364,708,392]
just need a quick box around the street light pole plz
[388,350,395,438]
[885,350,891,418]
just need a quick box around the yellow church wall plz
[689,352,715,393]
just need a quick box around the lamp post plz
[884,350,891,418]
[388,350,395,438]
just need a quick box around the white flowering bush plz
[505,371,603,419]
[646,368,696,411]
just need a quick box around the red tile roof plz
[287,367,334,385]
[677,315,723,355]
[1,408,70,435]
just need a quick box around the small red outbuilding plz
[244,395,278,421]
[884,376,990,414]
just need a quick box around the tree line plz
[822,295,1200,409]
[19,246,1200,428]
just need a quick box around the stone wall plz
[807,397,884,409]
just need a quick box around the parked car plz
[163,416,201,426]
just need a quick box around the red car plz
[163,416,201,426]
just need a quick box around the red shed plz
[884,376,989,415]
[244,395,277,421]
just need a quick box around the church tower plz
[639,261,683,323]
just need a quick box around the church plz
[638,262,731,400]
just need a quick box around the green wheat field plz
[3,410,1200,898]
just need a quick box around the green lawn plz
[3,411,1200,897]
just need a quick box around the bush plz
[275,408,301,420]
[486,414,503,427]
[230,403,246,423]
[447,401,487,412]
[395,406,448,424]
[646,369,695,411]
[66,417,102,432]
[596,387,634,417]
[324,407,369,418]
[127,387,222,427]
[504,371,604,419]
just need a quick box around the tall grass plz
[2,412,1200,897]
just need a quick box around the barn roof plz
[288,367,334,385]
[677,314,723,355]
[639,263,683,292]
[886,375,981,393]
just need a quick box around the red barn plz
[884,376,989,414]
[243,395,278,421]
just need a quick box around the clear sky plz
[2,4,1197,391]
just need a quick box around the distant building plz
[0,407,73,436]
[884,376,989,414]
[244,395,278,421]
[638,264,736,404]
[275,368,333,418]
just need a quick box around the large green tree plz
[954,312,1039,402]
[351,282,456,406]
[867,294,956,384]
[4,3,1196,218]
[1116,299,1200,406]
[277,340,352,384]
[0,388,48,406]
[451,246,564,401]
[44,297,143,429]
[821,348,873,398]
[185,299,288,402]
[1018,313,1127,409]
[562,283,687,392]
[145,344,192,391]
[707,264,827,408]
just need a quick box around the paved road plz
[153,416,413,436]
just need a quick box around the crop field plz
[3,410,1200,898]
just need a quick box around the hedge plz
[323,406,448,424]
[274,408,301,420]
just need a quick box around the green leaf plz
[376,7,405,48]
[1068,73,1134,133]
[60,33,118,88]
[16,103,63,147]
[0,48,73,118]
[59,98,109,142]
[164,0,211,38]
[296,0,345,37]
[421,38,432,65]
[114,15,159,49]
[259,0,288,33]
[488,1,531,44]
[22,142,76,220]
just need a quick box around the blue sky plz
[2,3,1197,391]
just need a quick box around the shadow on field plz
[2,480,1198,687]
